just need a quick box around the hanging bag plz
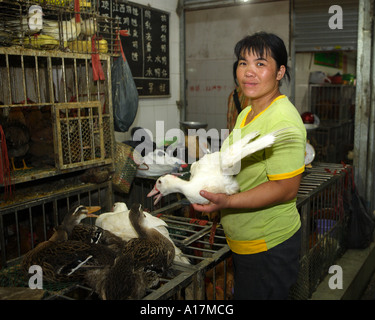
[111,30,138,132]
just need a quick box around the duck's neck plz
[62,221,79,236]
[168,177,189,193]
[129,212,147,238]
[133,222,146,238]
[49,227,68,241]
[130,213,163,239]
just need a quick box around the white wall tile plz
[118,0,181,141]
[185,1,290,131]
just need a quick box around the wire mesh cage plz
[0,49,114,186]
[290,163,352,300]
[55,101,110,169]
[0,197,232,301]
[0,178,113,269]
[0,1,28,47]
[309,84,356,124]
[307,121,354,163]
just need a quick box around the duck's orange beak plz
[85,206,101,218]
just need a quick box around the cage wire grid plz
[0,0,119,55]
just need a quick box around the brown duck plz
[85,258,160,300]
[85,203,175,299]
[70,221,127,255]
[21,205,116,283]
[121,203,175,273]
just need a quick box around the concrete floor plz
[311,240,375,300]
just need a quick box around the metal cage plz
[0,0,119,55]
[290,163,352,299]
[307,121,354,163]
[0,163,352,300]
[39,200,233,301]
[0,178,113,269]
[309,84,356,124]
[307,84,355,164]
[0,48,114,186]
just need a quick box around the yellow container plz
[34,0,68,6]
[79,0,91,7]
[67,39,108,53]
[34,0,91,7]
[15,35,60,50]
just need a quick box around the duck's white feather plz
[220,131,276,174]
[95,202,190,264]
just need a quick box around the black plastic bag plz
[347,186,375,249]
[111,53,138,132]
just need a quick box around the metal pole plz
[354,0,374,211]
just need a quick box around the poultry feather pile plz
[148,129,283,205]
[95,202,190,265]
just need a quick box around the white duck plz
[3,5,43,39]
[95,202,190,265]
[42,16,81,42]
[147,129,283,205]
[80,18,97,37]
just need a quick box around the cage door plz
[54,101,105,169]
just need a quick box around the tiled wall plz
[186,59,234,131]
[115,0,181,145]
[185,1,290,131]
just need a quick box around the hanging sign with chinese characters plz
[99,0,170,97]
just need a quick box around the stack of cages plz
[0,0,116,185]
[0,0,119,54]
[308,84,355,164]
[0,0,117,288]
[290,163,352,299]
